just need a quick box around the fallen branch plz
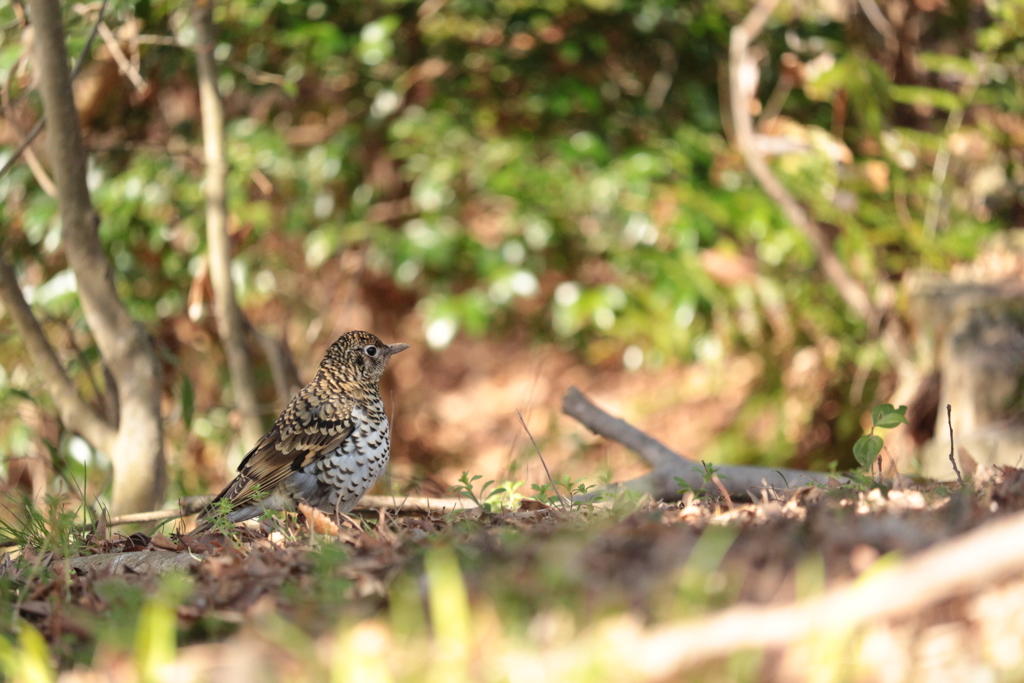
[58,550,202,576]
[107,495,215,526]
[584,506,1024,677]
[563,386,844,499]
[353,495,477,512]
[104,494,477,529]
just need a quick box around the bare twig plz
[947,404,963,485]
[728,0,879,327]
[192,0,264,447]
[96,21,147,91]
[0,0,108,183]
[1,61,57,195]
[107,508,183,526]
[856,0,898,59]
[924,80,978,236]
[243,316,301,409]
[516,409,568,509]
[106,494,214,526]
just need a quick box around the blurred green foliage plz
[1,0,1023,496]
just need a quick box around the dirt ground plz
[6,465,1024,682]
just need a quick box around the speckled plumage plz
[195,331,408,530]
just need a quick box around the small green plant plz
[201,484,277,542]
[482,480,525,513]
[675,476,701,500]
[853,404,909,474]
[452,474,527,512]
[205,496,240,536]
[451,472,498,508]
[530,477,604,511]
[0,492,89,558]
[530,482,556,504]
[675,461,726,502]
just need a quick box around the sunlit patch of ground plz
[5,467,1024,682]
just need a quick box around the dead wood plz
[563,386,843,499]
[358,495,477,512]
[108,495,215,527]
[105,494,476,528]
[578,506,1024,677]
[59,550,202,576]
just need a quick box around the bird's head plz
[322,330,409,383]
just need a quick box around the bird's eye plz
[364,345,378,357]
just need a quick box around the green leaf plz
[871,404,908,429]
[917,53,980,78]
[180,376,195,430]
[853,434,884,468]
[889,84,962,112]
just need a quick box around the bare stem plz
[192,0,264,447]
[947,404,963,485]
[517,409,568,508]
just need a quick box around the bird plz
[194,330,409,532]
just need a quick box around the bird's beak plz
[386,342,410,356]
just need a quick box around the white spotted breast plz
[309,398,391,514]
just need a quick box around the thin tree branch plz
[947,404,962,485]
[728,0,879,327]
[192,0,264,447]
[0,0,108,183]
[0,256,116,452]
[96,21,147,91]
[2,57,57,196]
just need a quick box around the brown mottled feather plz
[196,330,407,530]
[217,391,355,508]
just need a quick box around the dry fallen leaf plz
[299,503,341,537]
[150,533,178,551]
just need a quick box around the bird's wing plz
[206,388,356,512]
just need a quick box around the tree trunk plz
[193,0,265,448]
[26,0,165,514]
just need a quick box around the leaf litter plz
[3,467,1024,681]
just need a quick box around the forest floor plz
[4,465,1024,682]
